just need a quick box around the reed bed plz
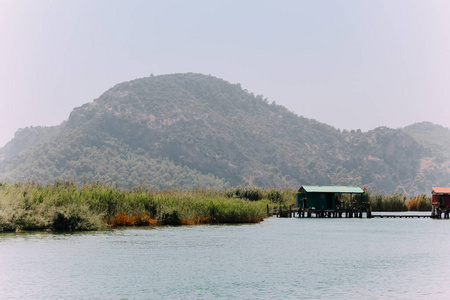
[361,192,431,212]
[1,181,431,232]
[0,181,274,232]
[406,194,432,211]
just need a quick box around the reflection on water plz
[1,213,450,299]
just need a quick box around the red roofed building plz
[432,187,450,217]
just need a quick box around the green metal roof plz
[300,185,365,194]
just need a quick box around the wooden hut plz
[431,187,450,216]
[296,185,365,210]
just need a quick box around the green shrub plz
[369,193,408,212]
[226,186,263,201]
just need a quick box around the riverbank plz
[0,181,433,232]
[0,182,283,232]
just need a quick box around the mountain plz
[1,73,449,194]
[403,122,450,161]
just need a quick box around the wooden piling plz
[367,203,372,219]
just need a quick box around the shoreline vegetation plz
[0,181,432,232]
[0,181,290,232]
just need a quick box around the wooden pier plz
[270,205,370,218]
[269,205,442,219]
[372,214,430,218]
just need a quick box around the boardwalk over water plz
[270,206,441,219]
[372,214,430,218]
[271,206,369,218]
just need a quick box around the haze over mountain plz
[1,73,449,195]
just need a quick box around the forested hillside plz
[1,73,449,194]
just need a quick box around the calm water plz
[1,213,450,299]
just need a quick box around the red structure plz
[431,187,450,218]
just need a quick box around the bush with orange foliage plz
[110,213,159,226]
[407,195,431,211]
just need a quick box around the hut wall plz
[432,194,450,208]
[304,192,337,209]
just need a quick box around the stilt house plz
[296,185,365,210]
[432,187,450,208]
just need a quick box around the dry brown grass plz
[109,213,159,227]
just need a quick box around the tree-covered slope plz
[0,125,62,162]
[0,73,449,194]
[403,122,450,161]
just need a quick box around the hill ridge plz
[1,73,449,194]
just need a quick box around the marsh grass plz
[367,192,432,212]
[406,195,432,211]
[0,181,272,232]
[0,181,434,231]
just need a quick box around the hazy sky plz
[1,0,450,147]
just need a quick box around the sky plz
[1,0,450,147]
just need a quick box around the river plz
[1,213,450,299]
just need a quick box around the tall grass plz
[0,181,105,232]
[406,195,432,211]
[226,186,296,206]
[0,181,433,232]
[368,192,432,212]
[0,181,272,232]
